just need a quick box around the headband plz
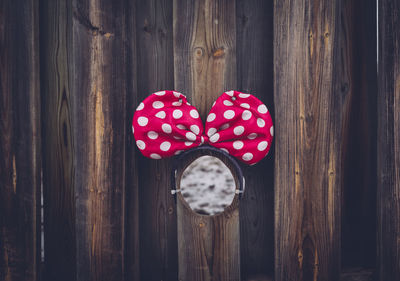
[132,90,273,165]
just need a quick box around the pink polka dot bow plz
[132,90,273,165]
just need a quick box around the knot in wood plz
[213,48,225,58]
[193,47,204,58]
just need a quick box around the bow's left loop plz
[132,90,203,159]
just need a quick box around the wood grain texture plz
[236,0,274,277]
[71,0,127,280]
[176,151,241,281]
[377,0,400,280]
[274,0,350,280]
[173,0,236,119]
[341,0,377,269]
[173,0,239,280]
[0,0,41,280]
[39,0,76,280]
[136,0,178,280]
[125,0,140,280]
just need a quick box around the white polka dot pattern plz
[224,110,235,119]
[233,141,244,150]
[136,102,144,110]
[152,101,164,109]
[136,140,146,150]
[150,153,161,159]
[233,126,244,136]
[207,127,217,137]
[190,125,200,135]
[190,109,199,119]
[147,131,158,139]
[223,100,234,106]
[248,133,257,140]
[242,153,253,161]
[185,141,193,146]
[155,111,166,119]
[209,133,220,143]
[162,123,172,134]
[257,141,268,151]
[137,117,148,126]
[173,109,183,119]
[204,90,273,164]
[160,141,171,151]
[186,132,196,141]
[257,118,265,128]
[207,113,216,122]
[258,104,268,114]
[238,93,250,98]
[242,110,252,121]
[240,103,250,109]
[132,90,273,165]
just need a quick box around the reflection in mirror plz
[180,156,236,215]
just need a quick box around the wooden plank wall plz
[341,0,377,270]
[236,0,275,278]
[71,0,128,280]
[173,1,237,278]
[40,0,76,280]
[0,1,41,281]
[173,0,275,279]
[175,151,241,281]
[1,0,396,280]
[125,0,140,280]
[173,0,240,279]
[274,0,346,280]
[41,0,133,280]
[135,1,178,280]
[274,0,378,280]
[377,0,400,280]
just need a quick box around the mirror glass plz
[180,156,236,215]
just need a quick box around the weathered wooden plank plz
[236,0,274,277]
[274,0,349,280]
[377,0,400,280]
[173,0,237,119]
[71,1,127,280]
[0,0,41,280]
[125,1,140,281]
[173,0,239,280]
[40,0,76,280]
[176,151,240,281]
[341,0,377,269]
[136,0,178,280]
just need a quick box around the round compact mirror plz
[179,156,236,215]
